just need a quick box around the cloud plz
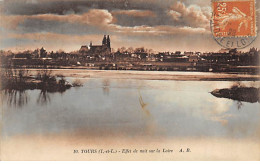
[168,1,211,28]
[25,0,38,4]
[0,9,113,30]
[108,24,209,36]
[2,0,161,15]
[1,7,209,36]
[210,114,234,125]
[167,10,181,21]
[0,15,28,29]
[31,9,113,26]
[209,100,234,125]
[112,10,156,17]
[0,0,226,52]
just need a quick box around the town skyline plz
[1,38,258,54]
[0,34,259,54]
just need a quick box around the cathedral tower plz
[102,35,107,45]
[107,35,111,49]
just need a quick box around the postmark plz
[211,0,257,49]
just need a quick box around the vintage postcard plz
[0,0,260,161]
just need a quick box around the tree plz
[118,47,126,53]
[40,47,47,58]
[135,47,145,53]
[127,47,134,53]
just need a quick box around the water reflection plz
[37,90,51,105]
[2,89,65,107]
[102,79,110,95]
[3,89,29,108]
[2,78,260,139]
[236,101,243,110]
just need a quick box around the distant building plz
[218,48,229,53]
[229,48,238,55]
[79,46,89,53]
[189,55,199,62]
[249,47,258,55]
[184,51,194,57]
[79,35,112,56]
[175,51,181,56]
[88,35,111,55]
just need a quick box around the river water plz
[1,70,260,160]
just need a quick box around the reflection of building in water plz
[102,79,110,95]
[80,35,111,56]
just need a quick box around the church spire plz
[102,35,107,45]
[107,35,111,49]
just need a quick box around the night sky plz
[0,0,259,52]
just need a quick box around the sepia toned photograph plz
[0,0,260,161]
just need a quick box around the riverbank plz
[0,69,81,91]
[19,69,260,81]
[8,59,260,74]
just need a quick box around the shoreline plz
[17,69,260,81]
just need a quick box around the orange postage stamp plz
[212,0,256,37]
